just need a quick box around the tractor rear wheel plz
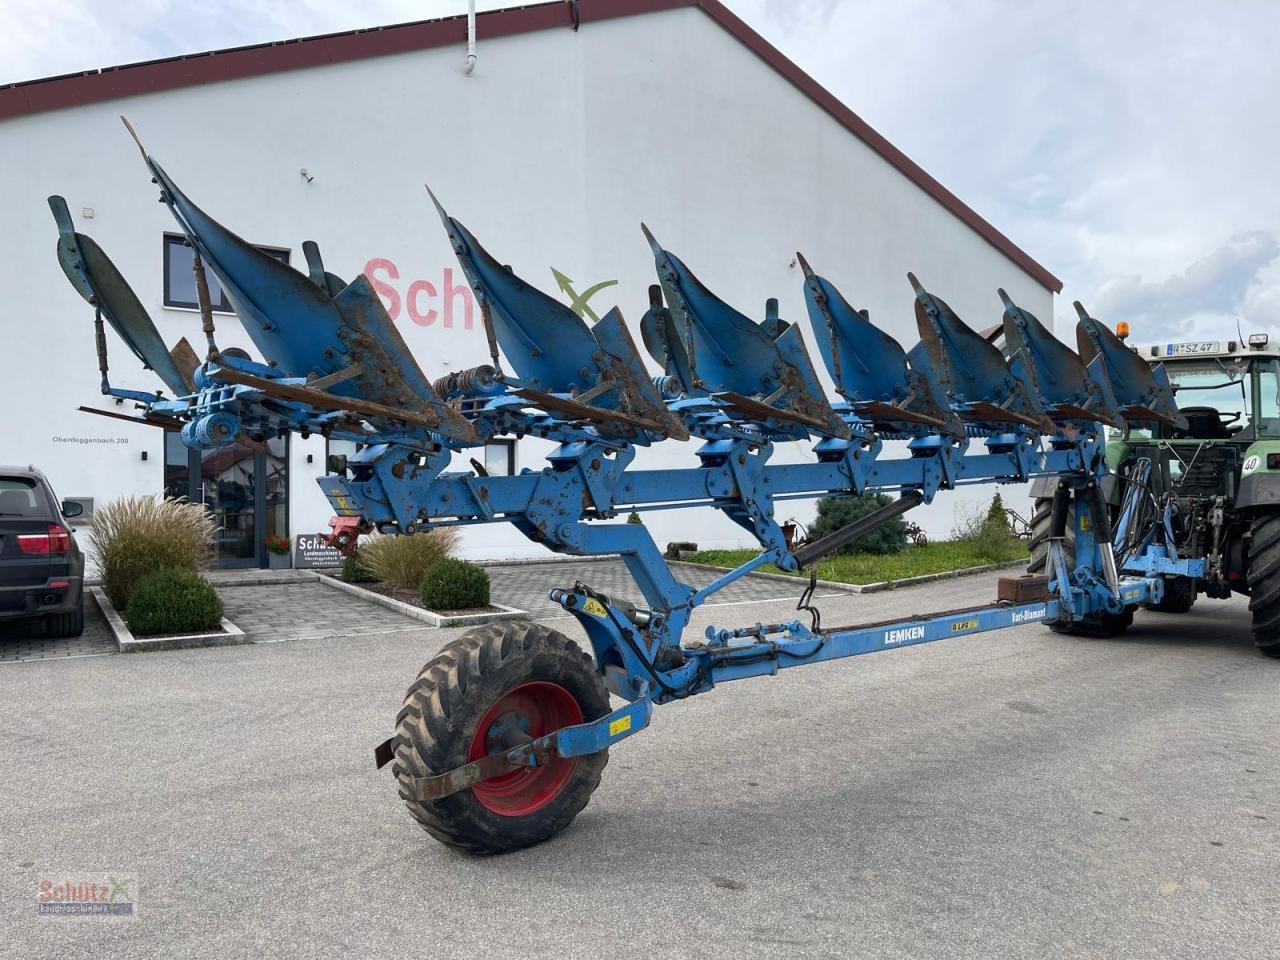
[1028,496,1074,576]
[1030,497,1132,637]
[1142,576,1197,614]
[392,622,611,854]
[1247,513,1280,658]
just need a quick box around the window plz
[1256,360,1280,437]
[484,440,516,477]
[1163,358,1251,439]
[163,234,290,312]
[164,430,191,500]
[0,478,42,517]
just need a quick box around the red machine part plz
[324,515,371,555]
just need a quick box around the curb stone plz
[90,587,246,653]
[310,572,529,628]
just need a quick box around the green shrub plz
[806,494,907,555]
[953,493,1022,563]
[90,496,216,608]
[420,558,491,611]
[627,511,643,524]
[341,553,376,583]
[125,567,223,636]
[358,529,459,590]
[985,491,1011,532]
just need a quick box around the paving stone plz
[216,581,422,642]
[0,600,117,662]
[485,558,843,616]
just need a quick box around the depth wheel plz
[1247,512,1280,658]
[1141,576,1196,614]
[392,622,611,854]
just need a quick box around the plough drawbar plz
[49,119,1198,853]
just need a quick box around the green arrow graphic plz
[550,267,618,322]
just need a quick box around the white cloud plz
[1094,232,1280,339]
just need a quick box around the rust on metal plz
[997,575,1050,603]
[169,337,200,392]
[213,366,444,430]
[77,405,181,429]
[411,752,525,802]
[514,387,669,435]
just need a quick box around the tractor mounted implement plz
[49,119,1217,853]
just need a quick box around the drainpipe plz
[464,0,477,76]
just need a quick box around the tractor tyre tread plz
[391,622,610,854]
[1028,497,1075,576]
[1248,513,1280,657]
[1141,576,1197,614]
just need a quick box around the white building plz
[0,0,1059,567]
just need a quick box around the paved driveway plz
[0,601,115,662]
[487,557,846,615]
[217,580,426,643]
[1,571,1276,959]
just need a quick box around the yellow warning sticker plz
[1079,514,1091,531]
[950,618,979,632]
[582,597,607,618]
[609,715,632,737]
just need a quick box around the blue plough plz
[49,120,1199,852]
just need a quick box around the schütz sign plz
[292,534,343,569]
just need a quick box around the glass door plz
[164,432,288,568]
[200,442,258,568]
[263,437,289,550]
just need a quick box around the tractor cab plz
[1114,336,1280,497]
[1116,335,1280,442]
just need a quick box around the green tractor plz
[1029,331,1280,655]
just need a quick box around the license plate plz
[1166,341,1221,356]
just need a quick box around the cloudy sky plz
[5,0,1279,340]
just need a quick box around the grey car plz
[0,466,85,637]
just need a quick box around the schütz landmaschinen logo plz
[37,873,137,916]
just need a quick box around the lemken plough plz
[51,120,1197,853]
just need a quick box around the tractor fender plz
[1029,476,1059,500]
[1238,473,1280,510]
[1238,442,1280,511]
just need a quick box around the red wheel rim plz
[468,681,583,816]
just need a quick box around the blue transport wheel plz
[391,622,611,854]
